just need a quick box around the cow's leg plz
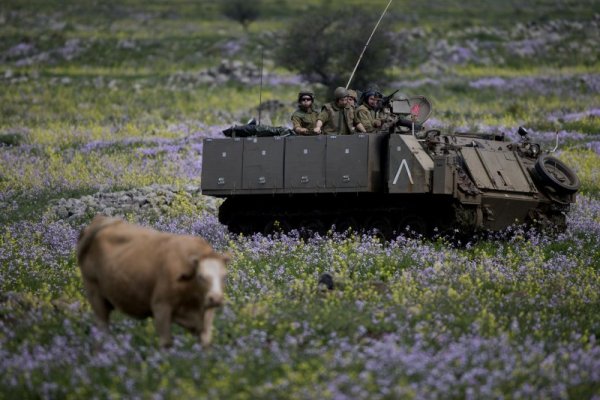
[200,308,215,347]
[83,280,112,330]
[152,302,173,348]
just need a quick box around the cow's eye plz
[178,272,194,281]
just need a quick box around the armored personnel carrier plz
[201,94,580,237]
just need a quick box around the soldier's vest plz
[322,103,353,135]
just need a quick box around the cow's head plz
[196,253,229,308]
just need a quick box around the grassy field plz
[1,1,600,398]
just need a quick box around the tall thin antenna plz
[346,0,393,89]
[258,46,264,125]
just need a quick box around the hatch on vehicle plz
[461,148,538,193]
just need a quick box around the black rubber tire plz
[534,154,580,195]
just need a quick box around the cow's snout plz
[206,292,224,307]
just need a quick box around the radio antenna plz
[258,46,264,125]
[346,0,393,89]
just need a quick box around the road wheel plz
[398,215,427,235]
[228,216,255,236]
[332,216,358,236]
[263,218,292,235]
[365,216,393,241]
[298,219,325,237]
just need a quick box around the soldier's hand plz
[313,127,321,134]
[373,119,382,128]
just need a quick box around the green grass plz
[1,1,600,397]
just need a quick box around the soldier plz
[314,87,366,135]
[356,90,383,133]
[347,89,358,110]
[291,91,319,135]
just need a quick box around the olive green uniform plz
[356,104,382,133]
[291,107,319,135]
[318,103,356,135]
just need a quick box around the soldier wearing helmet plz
[347,89,358,110]
[356,90,383,133]
[314,87,366,135]
[291,91,319,135]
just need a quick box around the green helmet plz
[334,87,348,100]
[298,90,314,103]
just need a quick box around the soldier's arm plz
[314,109,329,134]
[291,115,308,135]
[314,119,323,134]
[356,122,367,133]
[373,109,383,127]
[356,108,373,132]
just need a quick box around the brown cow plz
[77,215,229,348]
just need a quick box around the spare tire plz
[534,154,580,194]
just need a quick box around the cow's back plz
[79,220,173,317]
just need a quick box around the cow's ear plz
[178,256,200,281]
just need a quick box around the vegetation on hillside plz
[1,1,599,398]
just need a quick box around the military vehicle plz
[201,94,580,237]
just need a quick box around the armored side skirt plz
[201,134,387,195]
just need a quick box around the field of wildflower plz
[1,0,600,398]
